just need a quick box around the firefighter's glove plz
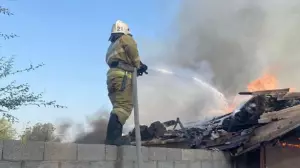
[137,62,148,76]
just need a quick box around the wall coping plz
[0,140,231,162]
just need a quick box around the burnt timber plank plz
[245,115,300,149]
[239,88,290,96]
[259,105,300,123]
[277,92,300,100]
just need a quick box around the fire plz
[226,104,236,113]
[226,73,278,112]
[280,142,300,149]
[247,73,296,92]
[225,73,296,112]
[247,73,278,92]
[279,138,300,148]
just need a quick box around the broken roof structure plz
[128,88,300,157]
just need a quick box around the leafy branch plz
[1,6,17,40]
[0,33,18,40]
[0,57,67,123]
[0,5,66,123]
[0,57,44,79]
[0,6,13,16]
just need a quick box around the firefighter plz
[105,20,148,145]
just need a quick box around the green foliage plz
[0,117,16,140]
[0,6,17,40]
[0,33,18,40]
[0,5,66,123]
[0,57,67,123]
[21,122,61,142]
[0,6,13,15]
[0,57,66,111]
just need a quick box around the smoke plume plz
[73,110,109,144]
[165,0,267,95]
[254,0,300,89]
[167,0,300,91]
[125,0,300,129]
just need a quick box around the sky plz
[1,0,180,130]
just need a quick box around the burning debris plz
[279,142,300,149]
[127,88,300,156]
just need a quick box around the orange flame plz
[226,104,236,113]
[226,73,278,112]
[290,87,296,92]
[247,73,278,92]
[225,73,296,112]
[280,142,300,148]
[279,138,300,148]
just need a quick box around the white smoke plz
[124,68,229,131]
[125,0,300,130]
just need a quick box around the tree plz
[0,5,66,123]
[0,117,16,140]
[0,6,17,40]
[21,122,61,142]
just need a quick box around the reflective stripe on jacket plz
[107,68,132,78]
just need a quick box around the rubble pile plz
[128,88,300,155]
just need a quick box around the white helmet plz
[110,20,131,35]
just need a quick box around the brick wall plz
[0,140,232,168]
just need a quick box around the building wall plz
[0,140,232,168]
[266,145,300,168]
[234,149,260,168]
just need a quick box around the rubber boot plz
[105,113,130,146]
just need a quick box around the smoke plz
[51,110,110,144]
[123,0,266,128]
[163,0,268,96]
[166,0,300,91]
[54,119,72,142]
[73,110,110,144]
[124,0,300,129]
[123,70,229,131]
[253,1,300,89]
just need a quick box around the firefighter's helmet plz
[110,20,131,35]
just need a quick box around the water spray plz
[147,67,229,109]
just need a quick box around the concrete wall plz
[0,140,232,168]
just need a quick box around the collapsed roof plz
[127,88,300,156]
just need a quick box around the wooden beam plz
[239,88,290,96]
[277,92,300,100]
[260,144,266,168]
[258,105,300,123]
[245,116,300,148]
